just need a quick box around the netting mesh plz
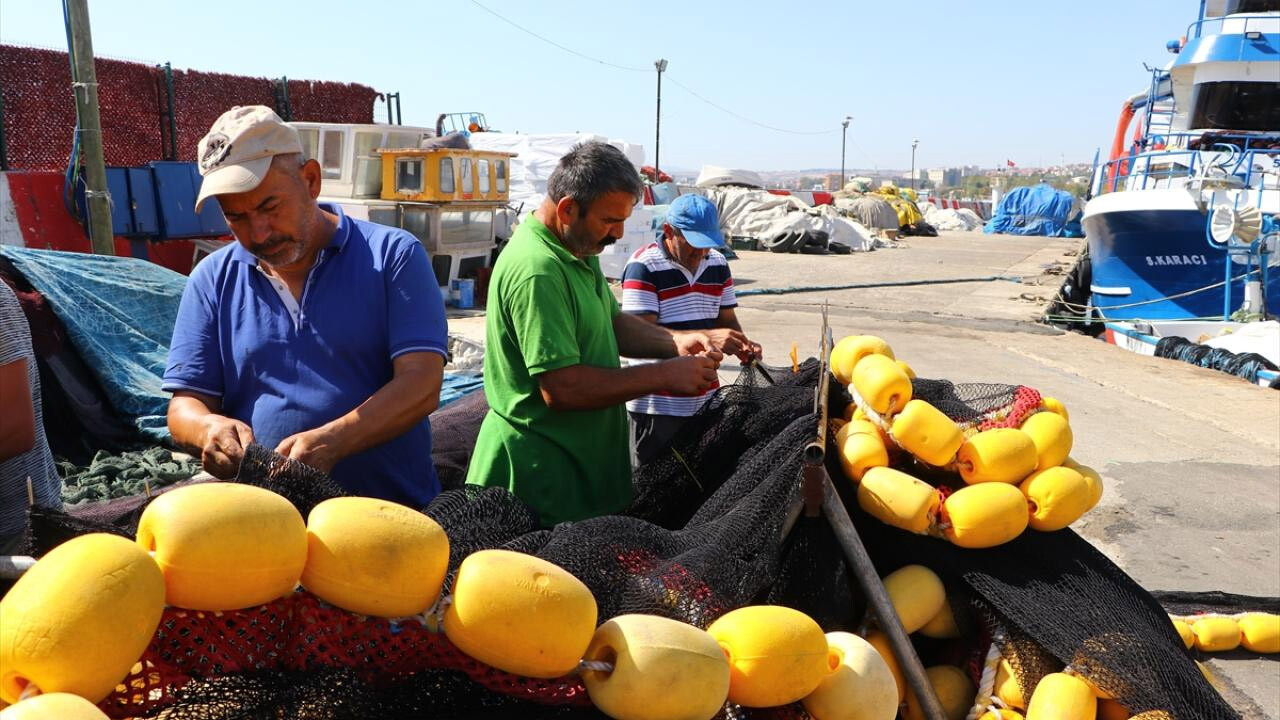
[907,378,1043,435]
[7,361,1238,718]
[0,45,379,171]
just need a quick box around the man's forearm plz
[614,312,678,359]
[318,365,442,459]
[539,362,670,411]
[167,394,222,452]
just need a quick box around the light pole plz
[654,59,667,181]
[840,116,852,190]
[910,139,920,191]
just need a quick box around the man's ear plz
[300,158,323,199]
[555,196,579,226]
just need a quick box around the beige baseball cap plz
[195,105,303,212]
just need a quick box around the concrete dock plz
[450,230,1280,717]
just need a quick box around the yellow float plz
[581,614,729,720]
[1170,618,1194,650]
[707,605,834,708]
[1238,613,1280,653]
[837,421,890,482]
[942,483,1030,549]
[1020,466,1092,532]
[0,693,110,719]
[994,657,1026,709]
[957,429,1038,485]
[891,400,964,466]
[443,550,597,678]
[831,335,895,385]
[1190,617,1241,653]
[857,468,940,535]
[882,565,946,634]
[919,599,961,639]
[1041,396,1069,421]
[300,497,450,618]
[135,483,307,610]
[1097,699,1131,720]
[851,354,913,416]
[903,665,974,720]
[865,630,905,704]
[898,360,917,380]
[1063,459,1104,511]
[0,534,165,704]
[1019,412,1074,471]
[1025,672,1096,720]
[802,632,899,720]
[980,711,1025,720]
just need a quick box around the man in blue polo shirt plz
[163,106,448,508]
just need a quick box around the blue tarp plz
[984,183,1082,237]
[1,247,482,444]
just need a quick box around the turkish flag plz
[1006,159,1016,167]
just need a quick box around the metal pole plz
[841,120,848,190]
[64,0,115,256]
[654,59,667,180]
[160,62,177,161]
[911,139,919,192]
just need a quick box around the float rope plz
[966,641,1005,720]
[735,275,1024,298]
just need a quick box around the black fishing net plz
[7,361,1239,718]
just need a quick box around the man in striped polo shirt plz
[621,194,762,465]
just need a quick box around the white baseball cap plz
[195,105,303,212]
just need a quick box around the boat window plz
[321,130,344,179]
[387,132,424,149]
[460,157,474,193]
[478,159,490,193]
[496,160,507,192]
[1224,0,1279,13]
[397,158,424,194]
[297,128,319,161]
[439,158,455,193]
[1190,81,1280,132]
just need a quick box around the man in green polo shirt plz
[466,142,748,526]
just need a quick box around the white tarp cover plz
[920,202,984,232]
[707,187,874,252]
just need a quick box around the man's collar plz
[228,201,349,264]
[526,213,588,267]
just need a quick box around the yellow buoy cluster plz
[866,564,975,718]
[0,482,906,720]
[1169,613,1280,654]
[829,334,1104,549]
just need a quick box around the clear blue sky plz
[2,0,1191,171]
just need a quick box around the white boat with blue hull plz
[1081,0,1280,385]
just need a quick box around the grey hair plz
[546,142,643,215]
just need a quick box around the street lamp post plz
[840,116,852,190]
[910,138,920,191]
[654,59,667,181]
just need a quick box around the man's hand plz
[658,353,722,396]
[673,331,712,356]
[703,328,761,363]
[275,427,345,473]
[199,415,255,479]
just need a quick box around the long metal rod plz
[802,303,832,466]
[821,473,948,720]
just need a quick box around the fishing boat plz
[1082,0,1280,384]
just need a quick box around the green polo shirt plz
[465,214,631,526]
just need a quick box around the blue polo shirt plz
[163,203,448,508]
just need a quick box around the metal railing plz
[1093,132,1280,198]
[1189,12,1280,39]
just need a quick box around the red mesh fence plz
[0,44,379,171]
[98,591,592,718]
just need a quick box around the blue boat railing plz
[1093,132,1280,198]
[1188,12,1280,40]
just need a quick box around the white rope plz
[965,642,1004,720]
[18,683,40,701]
[419,594,453,633]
